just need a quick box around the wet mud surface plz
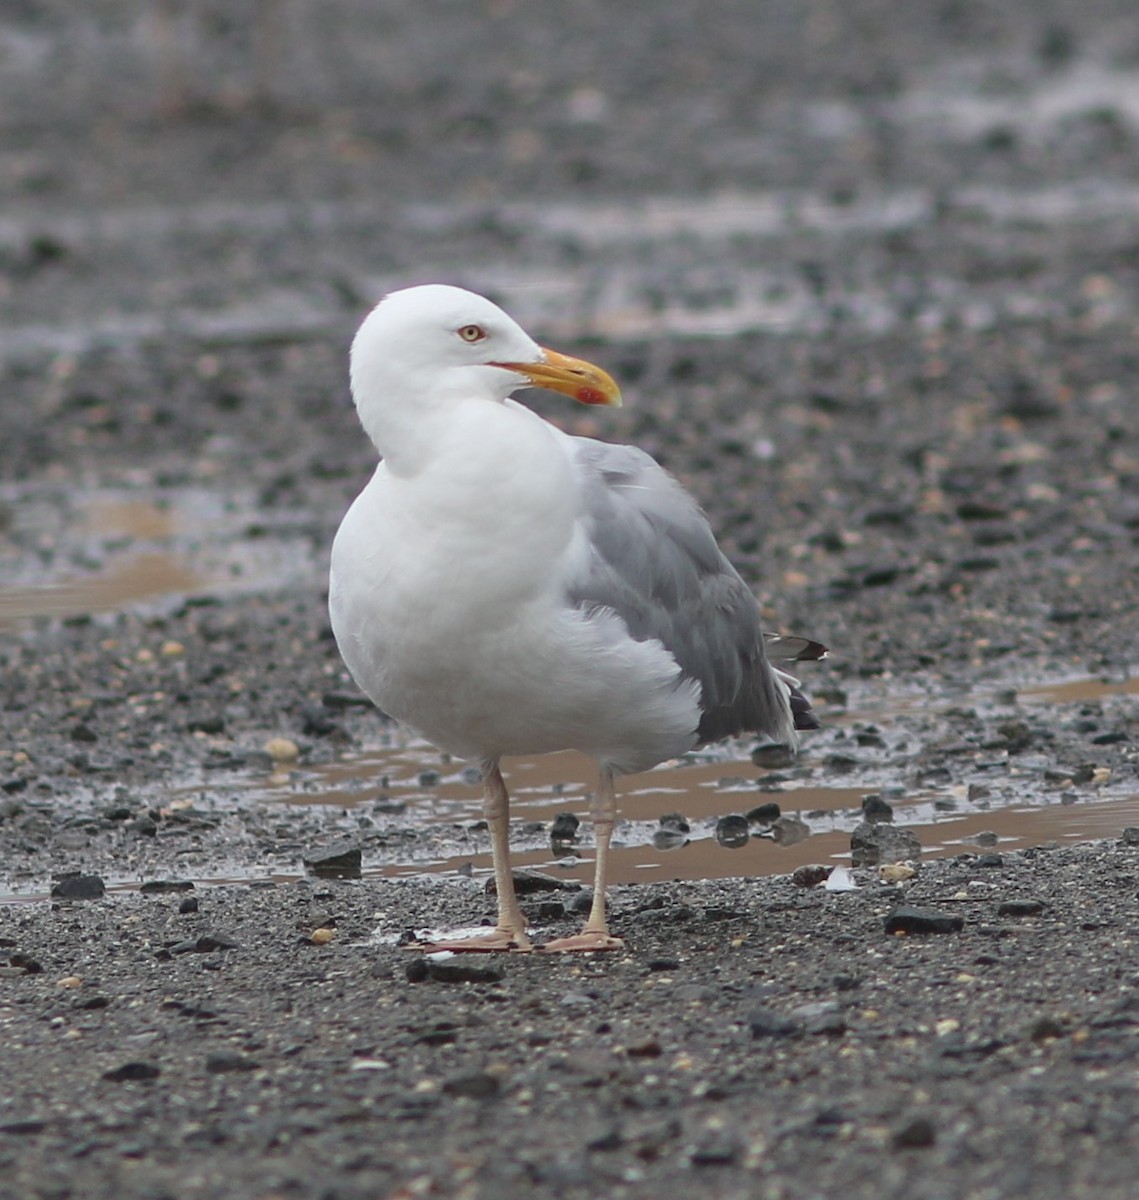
[2,3,1139,1198]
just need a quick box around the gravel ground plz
[2,3,1139,1198]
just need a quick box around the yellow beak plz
[494,347,622,408]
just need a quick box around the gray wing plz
[563,437,800,745]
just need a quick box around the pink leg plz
[406,760,532,952]
[539,768,624,953]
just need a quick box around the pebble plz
[310,927,335,945]
[205,1051,259,1074]
[861,794,895,823]
[998,902,1046,916]
[879,864,916,883]
[851,822,921,867]
[442,1071,500,1100]
[792,865,831,888]
[303,843,362,880]
[103,1061,161,1083]
[747,1007,804,1039]
[487,869,573,895]
[884,906,964,935]
[55,975,82,989]
[50,874,106,901]
[770,815,811,846]
[263,737,300,763]
[751,741,796,769]
[658,812,690,833]
[714,814,750,848]
[1028,1015,1067,1041]
[178,896,199,914]
[139,879,195,894]
[550,812,580,842]
[745,801,781,825]
[1121,827,1139,845]
[689,1132,741,1166]
[892,1116,936,1149]
[405,958,505,985]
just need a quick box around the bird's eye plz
[458,324,487,343]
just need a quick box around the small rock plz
[1121,827,1139,846]
[752,741,796,769]
[714,814,750,848]
[624,1038,663,1058]
[55,975,83,989]
[303,843,362,880]
[689,1133,741,1166]
[69,723,98,744]
[550,812,580,842]
[976,853,1004,868]
[50,874,105,901]
[884,906,963,936]
[187,716,225,735]
[320,690,375,710]
[178,896,199,915]
[892,1117,936,1149]
[103,1062,160,1083]
[652,828,688,850]
[263,737,299,763]
[745,802,781,825]
[747,1008,803,1039]
[879,864,916,883]
[443,1071,500,1100]
[658,812,690,833]
[646,958,680,973]
[770,815,811,846]
[1028,1015,1067,1041]
[406,959,505,985]
[792,864,831,888]
[861,794,894,823]
[139,880,195,894]
[851,822,921,867]
[205,1052,258,1074]
[310,927,335,945]
[487,869,572,895]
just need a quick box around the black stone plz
[550,812,580,842]
[998,899,1046,917]
[893,1117,936,1148]
[103,1062,160,1083]
[303,843,362,879]
[714,814,750,848]
[860,794,894,823]
[179,896,199,914]
[205,1052,258,1074]
[851,822,921,867]
[747,1007,803,1039]
[746,802,782,825]
[884,906,964,935]
[413,958,505,985]
[486,869,572,895]
[50,874,105,901]
[443,1071,500,1100]
[139,879,195,894]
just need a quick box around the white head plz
[349,284,620,454]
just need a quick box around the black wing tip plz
[764,633,829,663]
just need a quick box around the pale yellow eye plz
[458,324,487,343]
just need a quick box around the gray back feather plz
[564,438,792,744]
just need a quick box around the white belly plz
[329,462,701,775]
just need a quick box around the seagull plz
[328,284,824,952]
